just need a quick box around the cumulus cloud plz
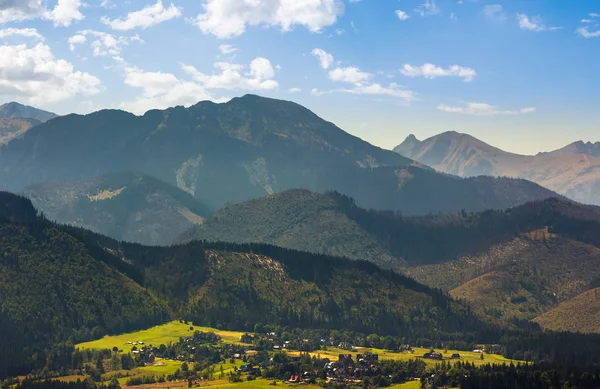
[121,56,280,114]
[182,57,279,91]
[69,30,143,58]
[328,66,371,83]
[120,66,216,114]
[414,0,440,17]
[287,87,301,93]
[193,0,345,39]
[400,63,476,82]
[0,0,45,24]
[396,10,409,21]
[517,13,561,32]
[311,48,334,69]
[68,34,86,51]
[101,1,181,30]
[0,0,83,26]
[44,0,84,27]
[0,42,101,105]
[0,27,44,40]
[437,102,536,115]
[482,5,505,21]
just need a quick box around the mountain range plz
[394,131,600,206]
[0,102,58,145]
[0,191,487,376]
[0,95,563,217]
[0,102,58,122]
[22,172,212,246]
[182,188,600,332]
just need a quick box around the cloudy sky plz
[0,0,598,154]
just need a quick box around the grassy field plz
[389,381,421,389]
[76,322,246,352]
[288,346,515,367]
[74,321,519,389]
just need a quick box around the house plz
[423,351,443,360]
[288,375,299,383]
[451,354,461,359]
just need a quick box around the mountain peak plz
[0,101,58,122]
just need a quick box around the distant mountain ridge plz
[0,117,40,145]
[394,131,600,205]
[0,95,563,215]
[539,140,600,159]
[0,102,58,122]
[23,172,212,246]
[183,189,600,331]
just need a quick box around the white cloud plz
[287,87,301,93]
[0,0,83,26]
[581,19,592,23]
[482,5,505,21]
[44,0,84,27]
[517,13,561,32]
[590,12,600,17]
[577,26,600,38]
[344,83,416,101]
[68,34,86,50]
[70,30,143,58]
[121,66,216,114]
[0,42,100,105]
[311,48,334,69]
[249,57,275,79]
[182,57,279,91]
[193,0,345,39]
[414,0,440,17]
[395,10,409,21]
[449,12,457,21]
[0,28,44,40]
[437,102,536,115]
[101,1,181,31]
[219,44,238,55]
[0,0,45,24]
[400,63,476,82]
[328,66,371,83]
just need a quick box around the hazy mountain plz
[0,117,40,145]
[539,141,600,159]
[0,190,486,376]
[0,95,562,215]
[23,172,212,246]
[0,102,58,122]
[183,188,600,327]
[394,131,600,205]
[179,189,398,267]
[533,287,600,334]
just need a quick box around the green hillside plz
[179,189,397,267]
[23,172,212,246]
[0,191,488,377]
[533,288,600,334]
[0,192,169,377]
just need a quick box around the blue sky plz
[0,0,598,154]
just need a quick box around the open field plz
[389,381,421,389]
[76,322,240,352]
[287,346,515,367]
[76,322,248,353]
